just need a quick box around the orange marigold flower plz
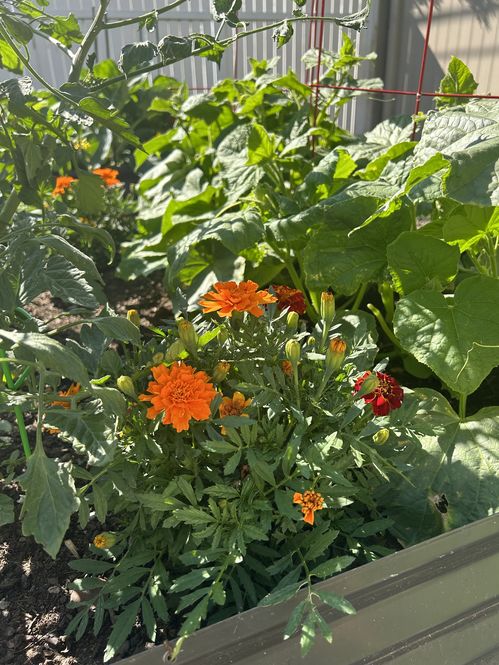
[199,280,277,318]
[219,391,252,434]
[138,362,216,432]
[272,285,307,315]
[281,360,293,376]
[92,167,121,187]
[93,532,117,549]
[52,176,77,197]
[51,383,80,408]
[293,490,325,525]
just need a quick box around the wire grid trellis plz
[309,0,499,141]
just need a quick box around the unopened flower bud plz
[286,310,299,332]
[152,352,164,364]
[320,291,335,326]
[285,339,301,366]
[117,375,136,398]
[127,309,141,327]
[307,336,316,347]
[373,428,390,445]
[164,339,185,363]
[326,337,347,373]
[177,318,198,354]
[93,532,117,549]
[213,361,230,383]
[355,372,380,398]
[218,328,229,344]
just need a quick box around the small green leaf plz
[316,590,356,615]
[119,41,158,75]
[141,597,157,641]
[171,568,217,594]
[437,56,478,108]
[73,173,105,216]
[158,35,192,64]
[310,556,355,579]
[273,21,293,49]
[104,599,141,662]
[0,493,15,526]
[259,581,302,607]
[284,600,307,639]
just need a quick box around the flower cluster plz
[51,168,121,197]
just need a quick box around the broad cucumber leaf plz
[304,202,413,295]
[443,204,499,251]
[387,231,460,295]
[0,330,89,386]
[381,407,499,545]
[247,123,275,165]
[414,100,499,206]
[394,275,499,395]
[19,444,79,558]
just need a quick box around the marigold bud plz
[152,352,164,364]
[218,327,229,344]
[213,361,230,383]
[320,291,335,326]
[117,375,136,398]
[177,318,198,354]
[285,339,301,366]
[93,532,117,549]
[307,336,316,347]
[355,371,380,398]
[286,310,299,332]
[373,428,390,445]
[281,360,293,376]
[164,339,185,363]
[127,309,141,327]
[325,337,347,373]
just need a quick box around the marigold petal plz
[293,492,303,504]
[303,509,315,525]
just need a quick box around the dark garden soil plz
[0,272,173,665]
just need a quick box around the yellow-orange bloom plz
[52,176,77,197]
[293,490,324,525]
[51,383,80,408]
[199,280,277,318]
[139,362,216,432]
[219,391,252,434]
[93,532,117,549]
[281,360,293,376]
[92,168,121,187]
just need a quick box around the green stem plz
[379,282,394,322]
[68,0,110,82]
[0,349,31,458]
[459,393,467,420]
[103,0,188,29]
[13,366,32,390]
[293,365,301,409]
[486,235,497,278]
[0,189,20,233]
[35,368,46,450]
[366,303,401,349]
[351,283,368,313]
[91,15,363,92]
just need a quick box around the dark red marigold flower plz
[354,371,404,416]
[272,285,307,315]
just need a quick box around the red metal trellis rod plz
[312,0,326,153]
[411,0,436,138]
[308,83,499,100]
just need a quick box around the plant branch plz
[102,0,188,30]
[30,24,75,60]
[90,15,358,92]
[0,347,32,458]
[68,0,110,82]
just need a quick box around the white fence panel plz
[2,0,381,132]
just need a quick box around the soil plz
[0,272,172,665]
